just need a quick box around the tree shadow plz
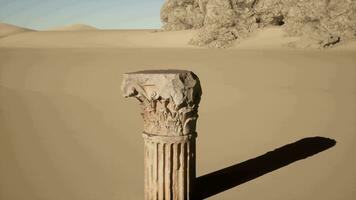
[194,136,336,199]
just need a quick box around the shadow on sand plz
[194,136,336,199]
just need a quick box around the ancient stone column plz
[121,70,202,200]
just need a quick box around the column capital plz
[121,70,202,136]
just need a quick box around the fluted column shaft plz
[143,133,196,200]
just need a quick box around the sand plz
[0,26,355,200]
[48,24,98,31]
[0,23,34,38]
[0,28,196,48]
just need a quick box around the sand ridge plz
[0,28,197,48]
[0,23,34,38]
[48,24,98,31]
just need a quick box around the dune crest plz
[49,24,98,31]
[0,23,33,37]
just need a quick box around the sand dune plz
[0,28,197,48]
[0,23,33,38]
[48,24,98,31]
[0,27,356,200]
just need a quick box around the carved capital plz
[121,70,202,136]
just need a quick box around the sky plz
[0,0,164,30]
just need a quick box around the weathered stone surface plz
[122,70,202,136]
[161,0,356,48]
[122,70,202,200]
[283,0,356,48]
[160,0,205,30]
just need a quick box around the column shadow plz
[194,136,336,199]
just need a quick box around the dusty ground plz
[0,26,355,200]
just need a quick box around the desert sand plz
[0,23,34,38]
[0,24,356,200]
[48,24,98,31]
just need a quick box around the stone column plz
[121,70,202,200]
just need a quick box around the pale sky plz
[0,0,164,30]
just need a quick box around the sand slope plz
[0,29,356,200]
[0,23,33,38]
